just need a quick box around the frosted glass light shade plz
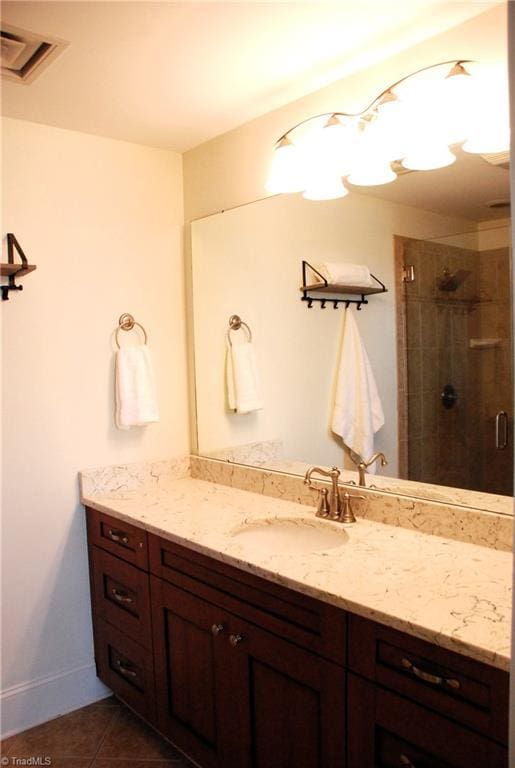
[402,145,456,171]
[463,130,510,154]
[440,64,474,144]
[462,65,510,154]
[347,161,397,186]
[265,139,305,194]
[303,176,348,200]
[298,115,359,178]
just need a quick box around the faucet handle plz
[315,488,330,518]
[339,490,366,524]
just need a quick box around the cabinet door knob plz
[211,623,224,636]
[229,633,243,647]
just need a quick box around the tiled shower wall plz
[403,238,512,495]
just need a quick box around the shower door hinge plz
[403,265,415,283]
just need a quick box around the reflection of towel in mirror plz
[331,309,384,469]
[318,262,374,287]
[116,345,159,429]
[227,342,263,414]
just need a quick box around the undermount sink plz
[229,516,348,554]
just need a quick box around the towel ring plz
[116,313,148,348]
[226,314,252,346]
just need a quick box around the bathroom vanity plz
[82,466,510,768]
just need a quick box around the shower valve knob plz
[441,384,458,410]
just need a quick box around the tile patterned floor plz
[0,697,196,767]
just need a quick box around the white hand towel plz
[115,345,159,429]
[318,262,373,287]
[331,309,384,468]
[227,342,263,415]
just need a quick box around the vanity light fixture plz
[265,60,510,200]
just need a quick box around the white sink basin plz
[229,516,348,554]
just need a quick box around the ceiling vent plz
[1,23,68,84]
[480,151,510,170]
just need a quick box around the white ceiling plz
[0,1,502,152]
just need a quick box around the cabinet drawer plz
[87,508,148,569]
[149,535,346,665]
[90,546,152,650]
[94,618,155,725]
[347,673,507,768]
[348,615,508,745]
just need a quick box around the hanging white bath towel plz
[331,309,384,468]
[226,341,263,414]
[115,345,159,429]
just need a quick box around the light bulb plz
[265,137,305,194]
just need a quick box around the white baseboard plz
[1,662,111,739]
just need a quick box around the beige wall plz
[1,118,189,736]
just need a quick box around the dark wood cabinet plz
[347,673,507,768]
[86,506,509,768]
[151,576,346,768]
[348,614,509,746]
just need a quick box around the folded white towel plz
[331,309,384,469]
[115,345,159,429]
[318,262,373,287]
[227,342,263,414]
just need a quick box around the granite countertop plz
[82,475,512,671]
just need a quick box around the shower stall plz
[398,227,513,496]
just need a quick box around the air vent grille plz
[480,151,510,170]
[1,24,68,84]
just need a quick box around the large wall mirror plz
[191,146,512,516]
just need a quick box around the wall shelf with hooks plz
[1,233,37,300]
[300,260,387,310]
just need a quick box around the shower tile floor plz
[0,696,196,767]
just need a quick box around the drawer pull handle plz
[111,588,133,605]
[108,529,129,545]
[211,623,224,636]
[115,659,137,678]
[400,754,417,768]
[401,658,460,690]
[229,633,243,647]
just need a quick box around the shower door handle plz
[495,411,508,450]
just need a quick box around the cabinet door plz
[152,576,347,768]
[151,576,228,768]
[225,615,346,768]
[347,674,507,768]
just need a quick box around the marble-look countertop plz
[82,476,512,671]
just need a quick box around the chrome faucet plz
[304,466,342,520]
[356,452,388,487]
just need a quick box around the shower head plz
[438,268,471,292]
